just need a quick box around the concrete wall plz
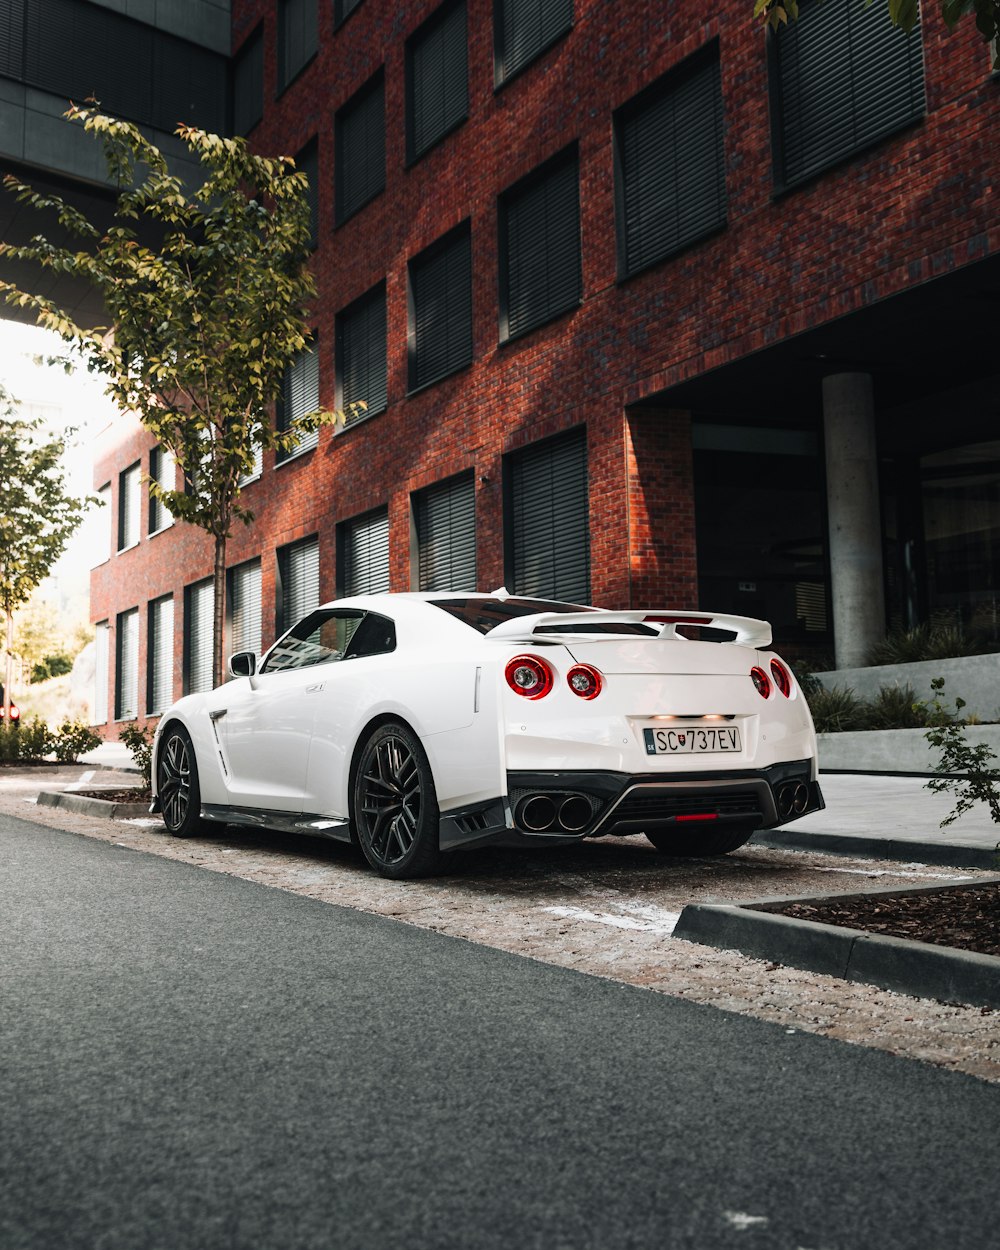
[818,725,1000,775]
[813,654,1000,722]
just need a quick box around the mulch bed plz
[772,884,1000,958]
[74,788,152,805]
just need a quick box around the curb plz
[753,827,1000,871]
[37,790,154,822]
[674,877,1000,1011]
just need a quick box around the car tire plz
[352,721,444,880]
[644,826,755,856]
[157,724,211,838]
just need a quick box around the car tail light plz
[750,666,771,699]
[10,706,19,720]
[566,664,603,700]
[770,659,792,698]
[505,655,554,699]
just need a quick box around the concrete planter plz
[817,725,1000,775]
[813,653,1000,721]
[37,790,152,821]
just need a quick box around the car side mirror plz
[229,651,257,678]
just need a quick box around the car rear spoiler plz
[484,610,772,648]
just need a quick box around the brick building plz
[6,0,997,733]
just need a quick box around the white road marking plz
[723,1211,770,1230]
[543,903,680,935]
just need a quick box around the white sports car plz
[150,592,824,879]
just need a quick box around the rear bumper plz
[437,760,823,850]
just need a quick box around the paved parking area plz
[2,761,998,1085]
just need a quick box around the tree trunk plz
[213,534,227,689]
[3,608,13,721]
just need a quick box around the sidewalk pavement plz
[75,741,999,869]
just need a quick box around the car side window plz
[342,612,396,660]
[262,610,364,672]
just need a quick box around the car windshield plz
[430,597,597,635]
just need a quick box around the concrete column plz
[822,372,886,669]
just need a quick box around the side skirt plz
[200,804,353,843]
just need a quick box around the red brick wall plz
[90,0,1000,733]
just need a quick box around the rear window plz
[431,597,594,635]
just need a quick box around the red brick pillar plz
[624,408,698,608]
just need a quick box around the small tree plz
[0,386,92,723]
[1,106,361,688]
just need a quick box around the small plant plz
[15,716,54,762]
[806,685,868,734]
[52,719,103,764]
[863,684,929,731]
[866,623,994,666]
[922,677,1000,829]
[118,721,155,789]
[0,721,21,763]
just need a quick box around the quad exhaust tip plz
[516,792,594,834]
[777,781,811,818]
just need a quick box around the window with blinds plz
[408,223,472,392]
[277,347,321,462]
[233,24,263,136]
[337,282,387,424]
[278,536,321,633]
[238,439,263,486]
[495,0,572,86]
[614,45,727,281]
[118,463,141,551]
[4,0,227,135]
[336,71,385,225]
[147,596,174,715]
[499,147,581,343]
[335,0,364,26]
[94,484,111,568]
[406,0,468,163]
[149,446,174,534]
[184,579,214,695]
[506,427,589,602]
[769,0,925,189]
[115,608,139,721]
[414,472,476,592]
[94,620,109,725]
[278,0,317,92]
[338,508,390,596]
[296,137,320,248]
[228,559,262,660]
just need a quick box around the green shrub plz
[118,721,155,788]
[807,685,868,734]
[52,720,103,763]
[863,684,929,730]
[0,721,21,762]
[16,717,54,762]
[923,678,1000,829]
[867,623,994,666]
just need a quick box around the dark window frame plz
[232,22,264,135]
[498,143,582,344]
[334,0,365,31]
[146,593,174,716]
[407,220,473,395]
[336,505,391,597]
[613,41,727,283]
[405,0,469,166]
[493,0,573,89]
[767,0,926,193]
[117,461,141,552]
[276,534,321,637]
[114,606,140,721]
[277,0,318,96]
[412,470,477,592]
[277,340,321,463]
[336,280,388,426]
[334,69,386,227]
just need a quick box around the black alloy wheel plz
[157,725,209,838]
[353,722,443,879]
[644,825,755,856]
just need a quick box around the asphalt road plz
[2,812,999,1250]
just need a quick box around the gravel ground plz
[2,764,998,1085]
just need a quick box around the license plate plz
[643,725,742,755]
